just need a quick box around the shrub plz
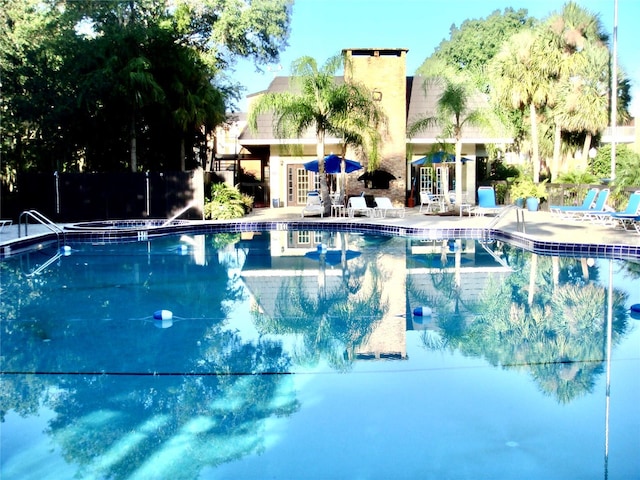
[204,183,253,220]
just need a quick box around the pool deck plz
[2,206,640,250]
[247,206,640,247]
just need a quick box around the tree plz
[418,8,536,79]
[247,54,385,214]
[539,2,610,178]
[408,79,496,207]
[490,28,556,183]
[1,0,292,177]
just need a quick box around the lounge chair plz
[589,191,640,229]
[564,188,610,221]
[550,187,599,218]
[301,191,324,218]
[374,197,405,218]
[0,219,12,234]
[347,196,374,217]
[468,186,506,216]
[419,191,440,213]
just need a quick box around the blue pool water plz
[1,230,639,479]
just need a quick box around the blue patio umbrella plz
[304,154,363,174]
[412,151,472,165]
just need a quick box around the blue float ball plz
[153,310,173,321]
[413,306,432,317]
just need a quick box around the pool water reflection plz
[1,230,639,479]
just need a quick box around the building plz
[227,48,513,209]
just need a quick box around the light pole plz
[610,0,618,181]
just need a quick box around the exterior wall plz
[343,49,408,206]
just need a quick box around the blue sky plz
[230,0,639,116]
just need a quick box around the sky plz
[229,0,640,116]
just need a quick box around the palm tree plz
[247,54,384,213]
[407,79,493,207]
[490,29,555,183]
[542,2,610,177]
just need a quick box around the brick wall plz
[344,49,408,206]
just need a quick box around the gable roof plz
[407,76,512,144]
[239,76,344,146]
[239,75,512,147]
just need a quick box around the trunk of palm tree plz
[528,253,538,306]
[552,122,562,181]
[130,112,137,172]
[454,140,463,207]
[316,131,330,215]
[530,103,540,183]
[339,144,348,206]
[581,133,592,166]
[180,138,186,171]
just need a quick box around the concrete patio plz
[2,205,640,250]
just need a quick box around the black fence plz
[1,171,202,223]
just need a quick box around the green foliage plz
[419,8,536,80]
[0,0,292,177]
[556,169,598,184]
[204,183,252,219]
[494,182,508,204]
[488,159,520,181]
[589,144,640,189]
[509,176,548,200]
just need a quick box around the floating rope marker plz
[153,310,173,320]
[413,306,432,317]
[153,309,174,329]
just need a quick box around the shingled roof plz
[407,76,511,144]
[239,75,511,146]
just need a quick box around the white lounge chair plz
[301,191,324,218]
[347,196,374,217]
[419,191,439,213]
[374,197,405,218]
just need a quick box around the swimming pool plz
[1,229,639,479]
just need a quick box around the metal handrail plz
[485,204,524,232]
[26,251,62,277]
[18,210,64,249]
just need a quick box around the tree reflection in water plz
[253,231,389,372]
[418,246,631,404]
[0,237,300,479]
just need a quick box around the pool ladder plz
[485,204,526,233]
[18,210,66,277]
[19,209,65,249]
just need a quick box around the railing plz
[26,251,63,277]
[161,200,200,227]
[19,209,64,249]
[485,204,524,232]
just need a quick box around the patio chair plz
[589,191,640,229]
[468,186,506,216]
[347,196,374,218]
[550,187,599,218]
[568,188,611,221]
[301,191,324,218]
[419,191,440,213]
[0,219,12,234]
[374,197,405,218]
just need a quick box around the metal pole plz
[610,0,618,182]
[54,171,60,214]
[145,171,150,217]
[603,259,614,479]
